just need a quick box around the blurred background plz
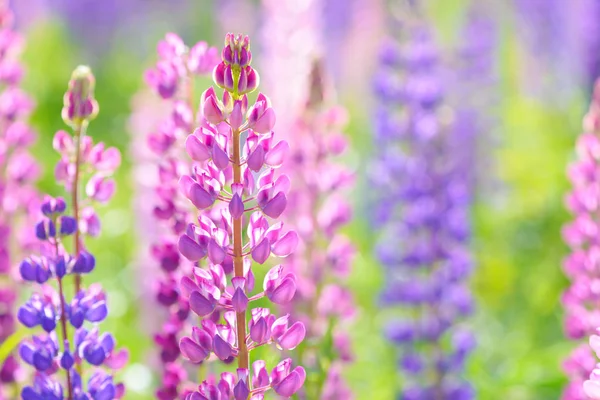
[7,0,596,398]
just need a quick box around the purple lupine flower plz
[17,195,126,399]
[53,65,120,296]
[0,2,40,394]
[452,3,500,200]
[178,33,306,399]
[274,60,356,398]
[371,8,475,398]
[514,0,600,99]
[562,79,600,400]
[136,32,219,399]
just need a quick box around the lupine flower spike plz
[143,32,219,399]
[563,80,600,400]
[16,67,127,400]
[0,1,39,396]
[178,33,306,399]
[281,60,356,399]
[371,4,475,398]
[18,195,127,399]
[54,65,119,294]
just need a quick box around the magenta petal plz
[277,322,305,350]
[213,63,226,87]
[178,235,206,261]
[271,231,298,257]
[232,287,248,313]
[261,192,287,218]
[189,184,215,209]
[250,317,269,344]
[212,144,230,170]
[272,367,306,397]
[251,238,271,264]
[246,68,259,93]
[229,193,244,219]
[189,290,216,317]
[208,239,226,264]
[247,145,265,172]
[253,108,276,134]
[203,92,224,125]
[180,276,198,297]
[178,175,194,198]
[264,140,289,168]
[179,337,209,363]
[186,135,211,162]
[268,275,296,304]
[230,101,244,130]
[213,335,233,361]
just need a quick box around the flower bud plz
[62,65,99,127]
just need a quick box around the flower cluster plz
[0,2,39,394]
[562,79,600,400]
[279,60,356,399]
[17,196,127,399]
[143,32,219,399]
[53,65,120,294]
[371,12,475,399]
[177,33,306,399]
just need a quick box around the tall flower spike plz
[51,65,121,388]
[16,196,127,400]
[276,59,356,399]
[178,33,305,399]
[371,6,475,399]
[54,65,119,295]
[562,80,600,400]
[0,2,40,397]
[138,32,219,399]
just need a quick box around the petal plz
[271,231,298,257]
[251,238,271,265]
[213,334,233,361]
[178,235,206,261]
[268,275,296,304]
[261,192,287,218]
[179,337,209,363]
[188,184,215,209]
[264,141,289,168]
[247,145,265,172]
[189,290,216,317]
[277,322,305,350]
[272,366,306,397]
[186,134,211,162]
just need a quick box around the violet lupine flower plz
[561,79,600,400]
[177,33,306,399]
[0,2,39,395]
[17,195,127,400]
[514,0,600,98]
[53,65,120,295]
[279,60,356,399]
[371,11,475,399]
[453,3,498,196]
[141,32,219,399]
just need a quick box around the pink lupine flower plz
[178,33,305,399]
[0,3,40,395]
[133,32,219,398]
[564,80,600,399]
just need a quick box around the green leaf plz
[0,327,28,364]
